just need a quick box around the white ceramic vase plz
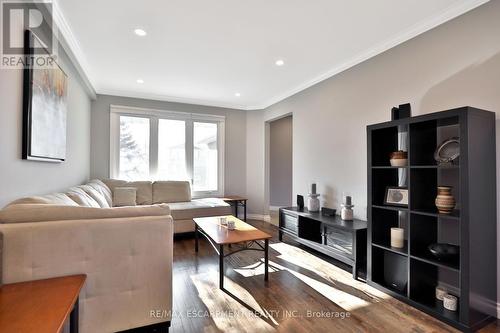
[308,194,320,212]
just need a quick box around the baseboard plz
[247,214,271,223]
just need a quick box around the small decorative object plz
[390,228,404,248]
[428,243,460,262]
[389,151,408,166]
[436,286,447,301]
[321,207,337,217]
[384,187,409,207]
[391,103,411,120]
[443,294,458,311]
[297,195,305,211]
[219,217,227,225]
[435,186,456,214]
[227,220,236,230]
[308,183,320,212]
[434,137,460,165]
[341,195,354,221]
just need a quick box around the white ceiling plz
[55,0,489,110]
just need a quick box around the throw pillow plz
[113,187,137,207]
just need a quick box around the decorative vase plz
[308,194,320,212]
[308,183,320,212]
[341,195,354,221]
[435,186,456,214]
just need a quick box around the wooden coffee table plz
[194,215,272,289]
[0,274,86,333]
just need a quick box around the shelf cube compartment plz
[370,126,399,167]
[409,259,460,322]
[372,207,408,253]
[410,214,460,270]
[371,246,408,297]
[409,117,460,166]
[372,168,407,206]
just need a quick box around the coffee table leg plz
[264,239,269,281]
[243,200,247,221]
[70,297,79,333]
[195,224,199,253]
[219,245,224,289]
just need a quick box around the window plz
[110,106,225,197]
[119,116,150,180]
[193,122,218,192]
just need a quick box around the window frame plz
[110,105,225,198]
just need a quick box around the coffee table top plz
[194,215,271,244]
[0,274,86,333]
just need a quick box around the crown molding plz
[52,0,96,99]
[98,88,252,111]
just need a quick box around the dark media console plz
[279,207,367,279]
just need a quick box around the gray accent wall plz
[0,31,92,208]
[269,116,292,207]
[245,0,500,314]
[90,94,247,196]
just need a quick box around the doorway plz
[269,115,293,220]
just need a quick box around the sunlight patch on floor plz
[271,242,390,301]
[232,260,281,277]
[191,272,277,333]
[236,259,369,311]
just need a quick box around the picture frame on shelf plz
[384,186,409,207]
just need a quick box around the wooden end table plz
[221,196,248,221]
[0,274,86,333]
[194,216,271,289]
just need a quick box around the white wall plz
[90,94,247,196]
[0,35,92,208]
[246,0,500,313]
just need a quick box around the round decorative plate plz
[434,137,459,164]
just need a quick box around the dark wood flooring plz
[171,220,499,333]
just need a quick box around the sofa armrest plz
[0,215,173,333]
[0,204,170,224]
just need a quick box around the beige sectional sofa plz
[0,179,231,333]
[102,179,232,234]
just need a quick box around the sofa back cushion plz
[66,187,101,208]
[87,180,113,207]
[153,181,191,204]
[6,193,79,207]
[102,179,153,206]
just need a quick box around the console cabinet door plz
[325,227,353,259]
[281,213,298,235]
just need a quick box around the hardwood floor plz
[171,220,499,333]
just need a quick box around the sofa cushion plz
[0,204,171,224]
[87,179,113,207]
[168,198,230,220]
[5,193,79,207]
[80,183,111,208]
[103,179,153,205]
[113,187,137,207]
[153,181,191,204]
[66,187,101,207]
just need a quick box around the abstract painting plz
[22,30,68,162]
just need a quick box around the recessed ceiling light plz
[134,28,147,37]
[136,79,144,84]
[275,59,285,66]
[234,92,241,97]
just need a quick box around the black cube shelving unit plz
[367,107,497,332]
